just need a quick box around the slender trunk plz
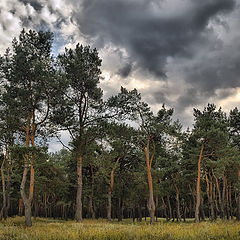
[75,155,83,222]
[228,183,233,219]
[89,165,95,219]
[172,175,181,221]
[167,194,172,220]
[237,169,240,221]
[200,195,205,221]
[214,173,224,219]
[221,176,227,219]
[205,172,215,220]
[19,199,23,216]
[0,154,6,220]
[118,197,123,222]
[6,161,11,219]
[176,188,181,221]
[195,143,204,223]
[155,196,158,222]
[137,204,142,222]
[145,136,155,224]
[107,190,112,221]
[162,197,169,221]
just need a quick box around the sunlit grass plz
[0,217,240,240]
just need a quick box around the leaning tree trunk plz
[195,143,204,223]
[75,155,83,222]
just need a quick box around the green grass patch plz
[0,217,240,240]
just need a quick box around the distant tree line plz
[0,29,239,226]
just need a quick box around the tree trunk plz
[237,193,240,221]
[24,200,32,227]
[205,172,215,220]
[137,204,142,222]
[20,120,36,227]
[162,197,169,221]
[167,194,172,220]
[0,154,7,220]
[19,199,23,216]
[237,169,240,221]
[89,165,95,219]
[195,143,204,223]
[200,195,205,221]
[145,136,156,224]
[118,197,123,222]
[147,170,155,224]
[107,190,112,221]
[75,155,83,222]
[176,188,181,221]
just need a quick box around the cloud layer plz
[1,0,240,133]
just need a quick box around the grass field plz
[0,217,240,240]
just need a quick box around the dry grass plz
[0,217,240,240]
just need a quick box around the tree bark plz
[205,172,215,220]
[167,194,172,220]
[24,200,32,227]
[237,169,240,221]
[195,143,204,223]
[20,119,36,227]
[75,155,83,222]
[162,197,169,221]
[89,165,95,219]
[145,136,155,224]
[107,189,112,221]
[0,154,7,220]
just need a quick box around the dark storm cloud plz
[117,63,132,78]
[72,0,236,78]
[185,43,240,94]
[19,0,43,11]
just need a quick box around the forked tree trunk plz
[75,155,83,222]
[195,143,204,223]
[20,119,36,227]
[144,136,156,224]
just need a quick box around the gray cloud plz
[1,0,240,131]
[72,0,236,78]
[117,63,132,78]
[19,0,43,11]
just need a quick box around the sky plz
[1,0,240,151]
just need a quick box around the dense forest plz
[0,29,239,227]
